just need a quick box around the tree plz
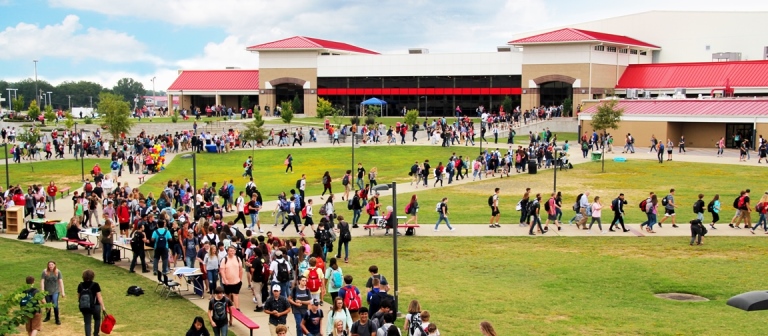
[316,97,337,118]
[241,117,266,153]
[562,97,573,117]
[404,109,419,126]
[27,100,40,123]
[12,95,24,112]
[241,96,251,111]
[112,78,146,107]
[291,94,302,115]
[365,105,379,125]
[64,111,75,130]
[16,126,41,145]
[55,81,104,109]
[280,101,294,124]
[590,99,624,172]
[98,92,134,140]
[501,96,513,116]
[43,104,56,125]
[0,286,52,336]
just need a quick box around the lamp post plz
[193,127,198,219]
[67,95,72,114]
[75,122,84,181]
[2,143,9,189]
[6,88,17,112]
[371,182,400,315]
[553,147,560,193]
[33,60,39,107]
[151,77,156,107]
[89,96,93,110]
[47,92,52,108]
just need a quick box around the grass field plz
[338,236,768,335]
[350,160,767,225]
[0,239,225,336]
[145,144,498,198]
[0,158,111,190]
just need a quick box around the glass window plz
[383,76,417,88]
[630,49,638,55]
[419,76,453,88]
[348,77,382,88]
[594,45,605,52]
[606,46,617,53]
[455,76,490,88]
[318,77,347,89]
[491,75,521,87]
[619,48,628,54]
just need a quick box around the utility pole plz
[7,88,17,112]
[67,95,72,113]
[33,60,39,107]
[151,77,156,106]
[47,92,52,108]
[89,96,93,109]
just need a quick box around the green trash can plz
[591,152,602,162]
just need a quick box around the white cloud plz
[0,15,163,65]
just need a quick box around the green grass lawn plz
[0,239,222,336]
[345,236,768,335]
[357,160,764,224]
[1,158,111,190]
[145,144,494,198]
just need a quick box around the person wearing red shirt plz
[46,181,58,212]
[117,200,131,237]
[92,163,101,177]
[12,189,25,207]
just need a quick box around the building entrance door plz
[725,123,754,149]
[539,81,573,107]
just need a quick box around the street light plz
[7,88,17,113]
[75,122,84,181]
[33,60,39,107]
[2,143,9,189]
[371,182,400,316]
[150,77,156,107]
[47,92,52,108]
[67,95,72,114]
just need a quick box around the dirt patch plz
[654,293,709,302]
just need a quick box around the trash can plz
[591,152,602,162]
[528,160,537,174]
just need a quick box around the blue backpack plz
[280,200,290,212]
[155,229,168,250]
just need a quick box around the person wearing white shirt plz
[269,251,292,298]
[232,191,247,228]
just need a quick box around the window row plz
[318,75,522,89]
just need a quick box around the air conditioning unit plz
[673,88,687,99]
[643,91,652,99]
[626,89,638,99]
[408,48,429,54]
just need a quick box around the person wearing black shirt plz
[129,225,149,273]
[527,194,545,235]
[185,316,211,336]
[263,285,290,334]
[608,193,630,232]
[356,164,366,190]
[77,270,105,336]
[421,160,431,187]
[207,287,232,336]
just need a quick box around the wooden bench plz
[362,224,420,236]
[62,238,96,255]
[137,175,146,183]
[58,187,71,198]
[229,308,260,336]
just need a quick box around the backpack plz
[488,195,494,207]
[757,202,765,213]
[154,229,168,250]
[544,199,551,212]
[110,161,119,170]
[298,258,309,278]
[301,207,307,218]
[737,196,746,210]
[733,196,741,209]
[126,286,145,296]
[276,260,290,282]
[295,179,301,189]
[322,175,330,185]
[639,199,648,212]
[79,283,95,312]
[404,203,411,214]
[366,202,376,216]
[331,268,343,288]
[342,175,349,186]
[528,200,538,214]
[409,313,424,336]
[707,201,715,213]
[279,200,290,212]
[581,141,588,150]
[131,231,143,249]
[84,182,93,192]
[347,198,354,210]
[307,267,322,292]
[219,186,227,198]
[693,200,703,214]
[661,196,669,206]
[573,193,583,211]
[20,288,37,308]
[210,298,228,321]
[17,228,30,240]
[343,285,362,311]
[435,202,442,213]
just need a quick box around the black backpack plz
[276,260,290,282]
[17,228,30,240]
[488,195,494,207]
[219,186,228,198]
[295,179,301,189]
[211,298,228,321]
[79,283,95,312]
[126,286,144,296]
[707,201,715,213]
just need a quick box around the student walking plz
[608,193,630,232]
[434,197,453,231]
[488,188,500,228]
[750,192,768,234]
[679,135,686,153]
[527,194,545,235]
[41,261,65,325]
[587,196,604,234]
[658,189,679,228]
[666,139,674,161]
[644,194,659,233]
[543,192,562,231]
[78,270,106,336]
[284,154,294,173]
[708,194,721,230]
[321,172,333,198]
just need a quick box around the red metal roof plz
[167,70,259,91]
[246,36,378,54]
[509,28,659,49]
[617,60,768,89]
[580,99,768,116]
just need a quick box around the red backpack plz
[342,285,362,311]
[366,202,376,216]
[307,267,322,292]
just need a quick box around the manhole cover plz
[654,293,709,302]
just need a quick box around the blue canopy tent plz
[360,97,388,116]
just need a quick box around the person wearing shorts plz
[300,199,315,236]
[544,193,561,231]
[658,189,678,228]
[219,246,243,311]
[489,188,500,228]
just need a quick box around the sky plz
[1,0,767,92]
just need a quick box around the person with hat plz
[264,284,291,336]
[302,299,324,336]
[269,250,292,298]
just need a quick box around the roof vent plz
[497,46,512,52]
[712,52,741,62]
[225,67,241,70]
[408,48,429,54]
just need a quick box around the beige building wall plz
[755,123,768,141]
[682,123,725,148]
[221,96,239,108]
[522,63,625,113]
[258,67,318,117]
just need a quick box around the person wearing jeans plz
[528,194,545,235]
[100,220,115,264]
[335,216,351,262]
[434,198,454,231]
[204,245,220,295]
[41,261,65,325]
[152,221,172,275]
